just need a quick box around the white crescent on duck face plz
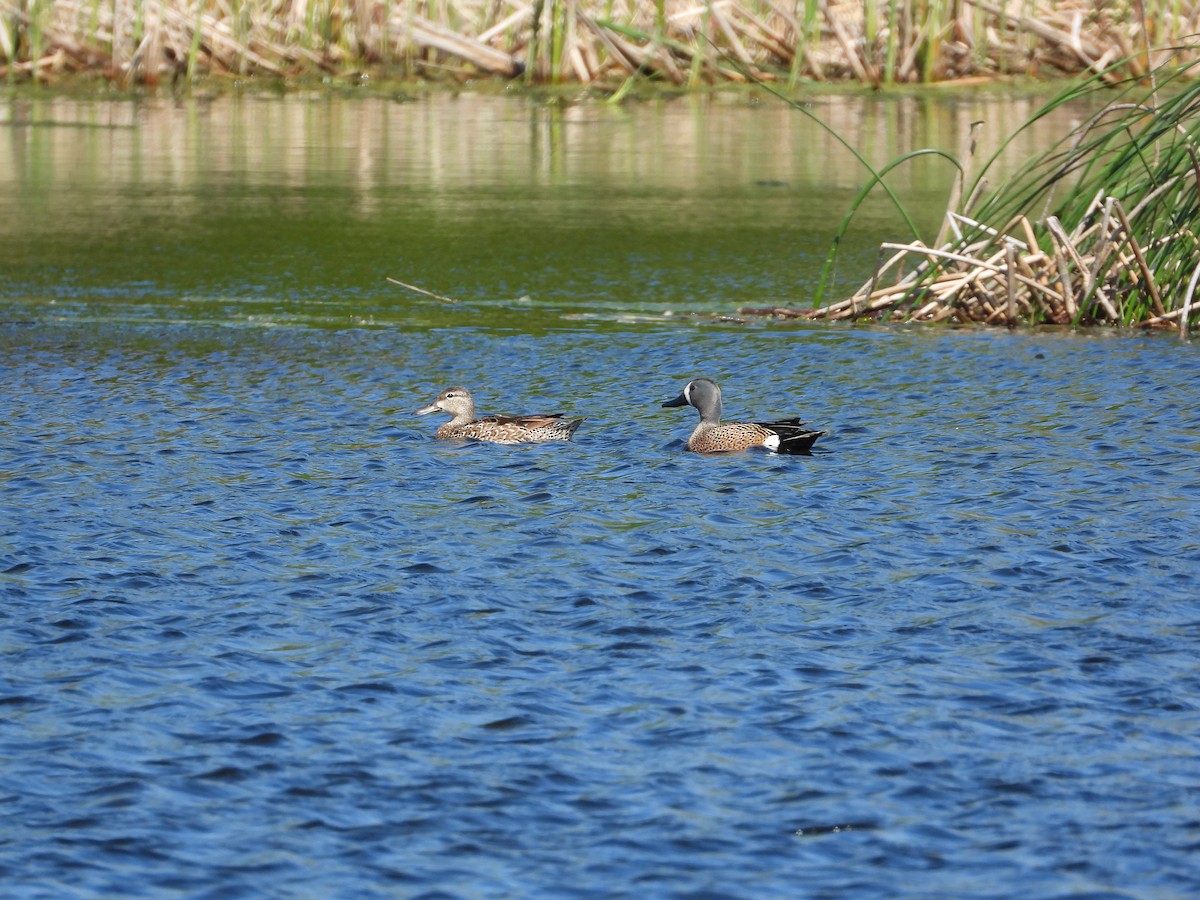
[415,386,584,444]
[661,377,825,454]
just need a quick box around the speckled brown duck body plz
[661,377,825,454]
[415,387,584,444]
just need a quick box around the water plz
[0,90,1089,320]
[3,92,1200,898]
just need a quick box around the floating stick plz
[386,277,460,304]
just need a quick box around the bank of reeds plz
[740,61,1200,333]
[1,0,1198,87]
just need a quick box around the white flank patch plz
[763,433,781,451]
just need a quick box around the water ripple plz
[2,322,1199,897]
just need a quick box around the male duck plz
[661,377,825,454]
[415,386,584,444]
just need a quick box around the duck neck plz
[444,399,476,426]
[699,398,722,424]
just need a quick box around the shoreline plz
[3,0,1197,90]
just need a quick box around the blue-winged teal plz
[415,387,585,444]
[661,378,825,454]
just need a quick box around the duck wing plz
[757,418,826,455]
[488,413,574,428]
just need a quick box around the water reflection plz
[1,91,1082,199]
[0,90,1102,325]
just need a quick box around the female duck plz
[415,387,584,444]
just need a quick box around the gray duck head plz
[415,386,476,423]
[662,377,723,423]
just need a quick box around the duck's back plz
[439,413,584,444]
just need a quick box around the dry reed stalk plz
[579,13,638,75]
[708,2,760,76]
[5,0,1200,85]
[935,120,983,246]
[163,4,285,75]
[476,5,532,44]
[567,35,592,82]
[1111,200,1166,316]
[743,188,1194,328]
[732,4,791,63]
[1177,264,1200,339]
[1045,217,1081,316]
[820,0,874,84]
[399,13,521,75]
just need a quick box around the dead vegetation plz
[1,0,1198,87]
[740,66,1200,334]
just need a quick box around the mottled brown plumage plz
[661,378,825,454]
[415,387,584,444]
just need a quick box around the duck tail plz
[760,419,826,455]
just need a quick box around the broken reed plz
[741,61,1200,334]
[2,0,1199,87]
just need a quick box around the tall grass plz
[1,0,1198,87]
[745,60,1200,332]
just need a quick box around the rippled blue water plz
[3,316,1200,897]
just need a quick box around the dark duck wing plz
[757,418,826,454]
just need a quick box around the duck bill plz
[661,393,688,408]
[414,403,440,416]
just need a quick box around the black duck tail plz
[760,419,826,455]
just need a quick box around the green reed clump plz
[745,60,1200,332]
[971,63,1200,328]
